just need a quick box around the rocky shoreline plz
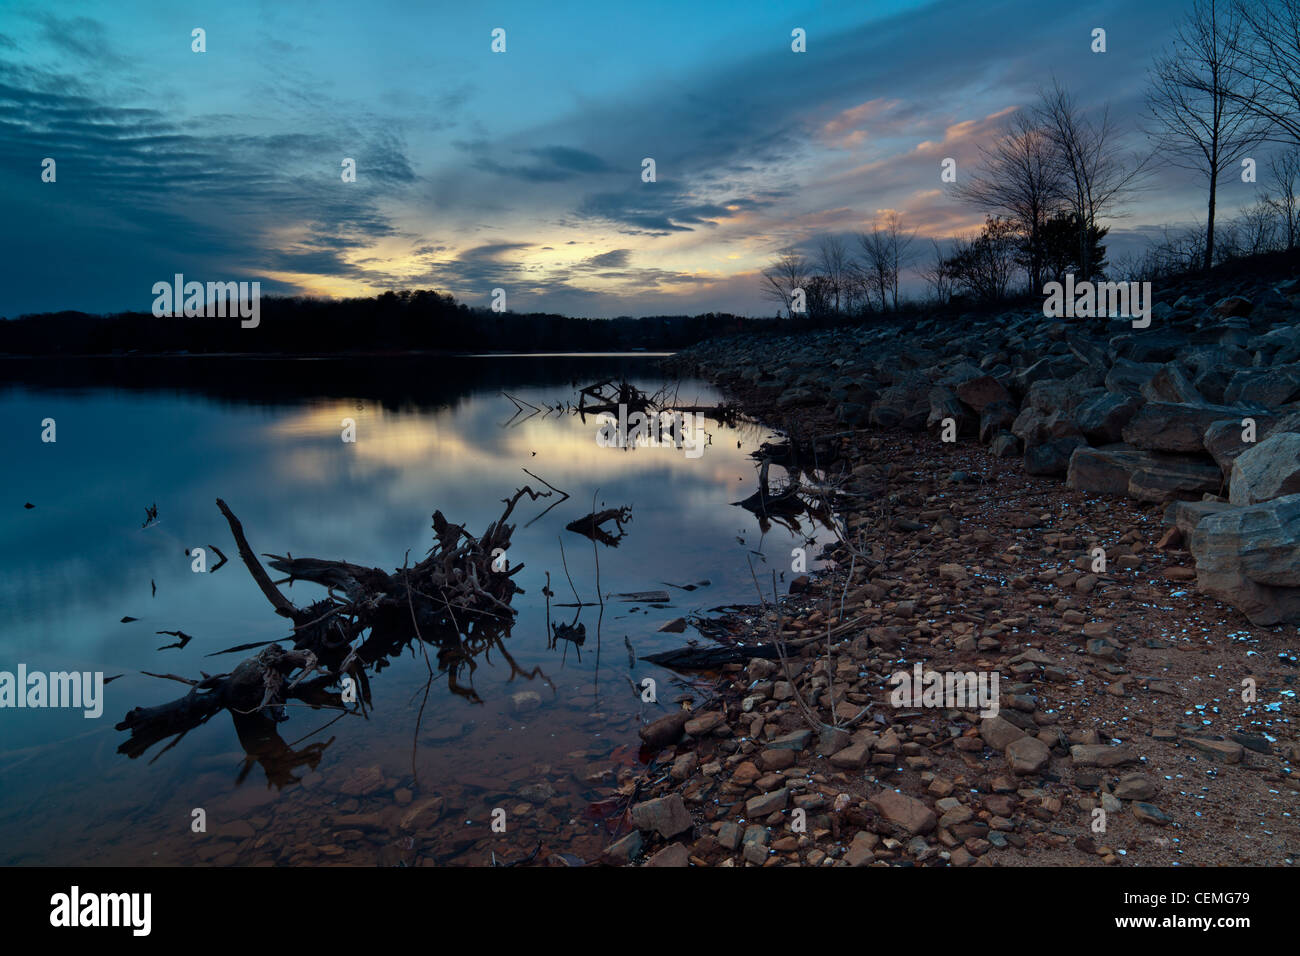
[605,265,1300,867]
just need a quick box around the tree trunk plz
[1205,173,1218,272]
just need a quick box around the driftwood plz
[566,505,632,547]
[577,379,651,418]
[640,642,781,670]
[116,489,544,761]
[733,458,804,514]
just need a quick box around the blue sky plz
[0,0,1285,317]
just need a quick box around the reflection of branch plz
[500,391,541,428]
[155,630,193,651]
[521,468,570,526]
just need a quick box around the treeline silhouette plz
[0,290,772,356]
[764,0,1300,315]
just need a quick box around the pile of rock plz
[670,274,1300,624]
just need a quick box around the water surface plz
[0,355,827,865]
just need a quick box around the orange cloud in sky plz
[817,98,904,148]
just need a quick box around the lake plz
[0,354,829,866]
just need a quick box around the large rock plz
[1190,493,1300,625]
[1013,357,1080,393]
[1123,402,1257,453]
[927,386,971,435]
[630,794,693,838]
[870,383,930,430]
[1070,744,1138,767]
[1105,359,1160,398]
[1164,499,1237,536]
[1025,435,1088,476]
[1213,295,1253,317]
[1066,444,1153,496]
[1229,432,1300,505]
[1006,736,1051,775]
[980,716,1027,750]
[1204,418,1256,476]
[1224,366,1300,407]
[1066,436,1220,503]
[639,711,690,751]
[1141,362,1203,404]
[1128,456,1223,503]
[979,400,1018,444]
[954,374,1011,412]
[1076,391,1140,444]
[869,789,936,835]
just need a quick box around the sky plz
[0,0,1288,318]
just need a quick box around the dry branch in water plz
[116,490,543,759]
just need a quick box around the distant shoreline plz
[0,349,677,361]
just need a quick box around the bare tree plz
[881,212,918,310]
[1224,0,1300,146]
[1263,148,1300,249]
[1036,79,1148,280]
[857,213,917,312]
[946,217,1022,301]
[917,238,954,305]
[1146,0,1268,271]
[1233,199,1280,255]
[761,250,812,318]
[814,236,850,314]
[955,110,1065,290]
[855,228,891,312]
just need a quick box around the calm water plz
[0,355,827,865]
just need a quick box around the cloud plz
[466,143,614,181]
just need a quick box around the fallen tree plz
[116,488,547,760]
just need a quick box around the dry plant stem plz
[216,497,299,620]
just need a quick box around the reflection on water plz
[0,356,831,866]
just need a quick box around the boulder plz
[869,790,936,835]
[1224,365,1300,407]
[954,374,1011,412]
[630,794,693,838]
[1123,402,1258,453]
[1141,362,1203,405]
[1005,736,1051,775]
[1164,499,1237,537]
[1127,456,1223,503]
[1189,493,1300,625]
[979,400,1018,444]
[870,383,930,430]
[1025,435,1088,476]
[927,386,972,435]
[1228,432,1300,505]
[1075,391,1140,444]
[1212,295,1253,317]
[1013,356,1080,393]
[1204,418,1256,476]
[989,431,1020,458]
[1105,359,1160,398]
[1067,444,1156,496]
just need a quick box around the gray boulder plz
[1190,494,1300,625]
[1076,392,1140,444]
[1123,402,1260,454]
[1229,432,1300,505]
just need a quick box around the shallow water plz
[0,355,829,865]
